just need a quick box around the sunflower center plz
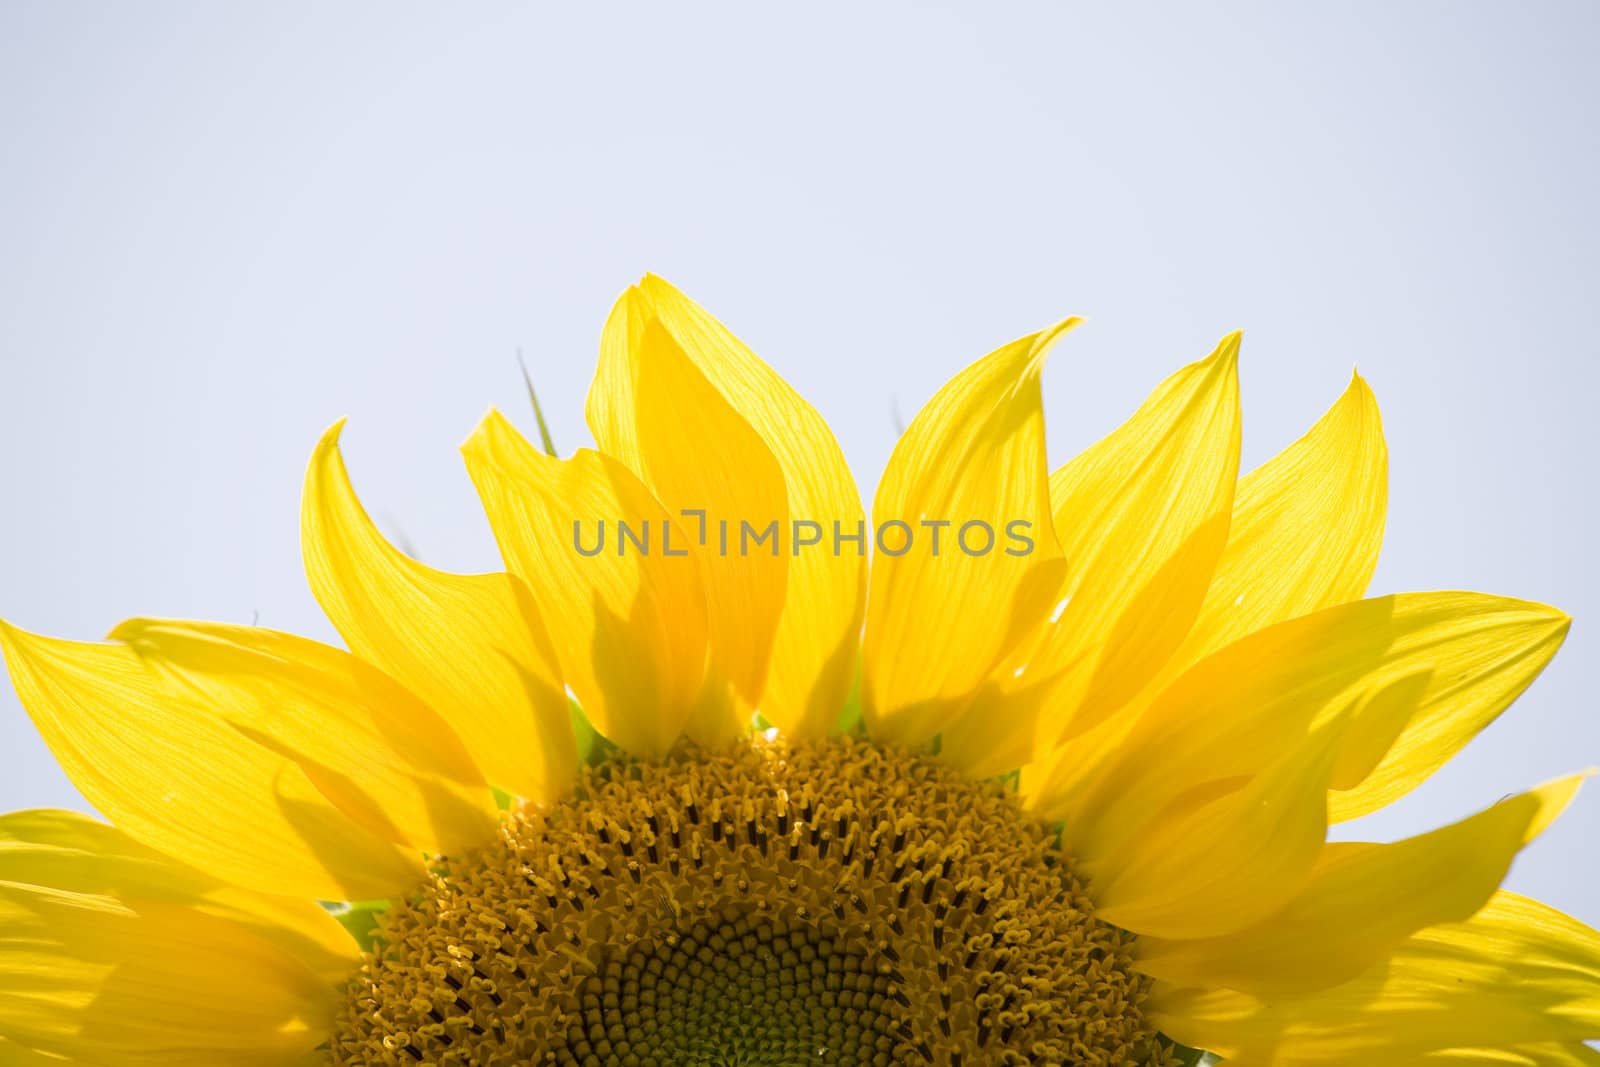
[331,735,1167,1066]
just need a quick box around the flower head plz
[1,276,1593,1065]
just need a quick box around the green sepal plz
[832,658,865,736]
[323,898,391,953]
[570,696,617,767]
[1168,1041,1221,1066]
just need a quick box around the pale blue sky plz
[1,3,1595,924]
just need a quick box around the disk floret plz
[332,735,1169,1066]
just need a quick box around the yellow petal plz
[1029,333,1241,748]
[462,410,708,758]
[1089,709,1346,939]
[948,336,1242,777]
[1424,1045,1600,1066]
[1016,711,1129,821]
[0,881,333,1066]
[109,619,496,852]
[1062,592,1571,858]
[591,294,787,734]
[1022,372,1385,811]
[1139,370,1389,714]
[861,320,1075,748]
[591,276,866,739]
[1221,1047,1600,1067]
[0,621,426,900]
[936,668,1055,780]
[1197,370,1386,640]
[0,1037,71,1065]
[1151,891,1600,1062]
[1136,774,1585,994]
[0,809,356,986]
[1329,602,1571,822]
[302,421,576,802]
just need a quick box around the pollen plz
[330,735,1171,1066]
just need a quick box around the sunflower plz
[1,275,1594,1067]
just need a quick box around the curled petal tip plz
[1535,602,1574,629]
[1215,330,1243,363]
[1039,315,1085,346]
[314,417,350,453]
[0,618,66,651]
[0,617,27,659]
[1021,316,1084,378]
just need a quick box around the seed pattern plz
[331,734,1171,1066]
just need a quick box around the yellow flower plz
[1,274,1594,1066]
